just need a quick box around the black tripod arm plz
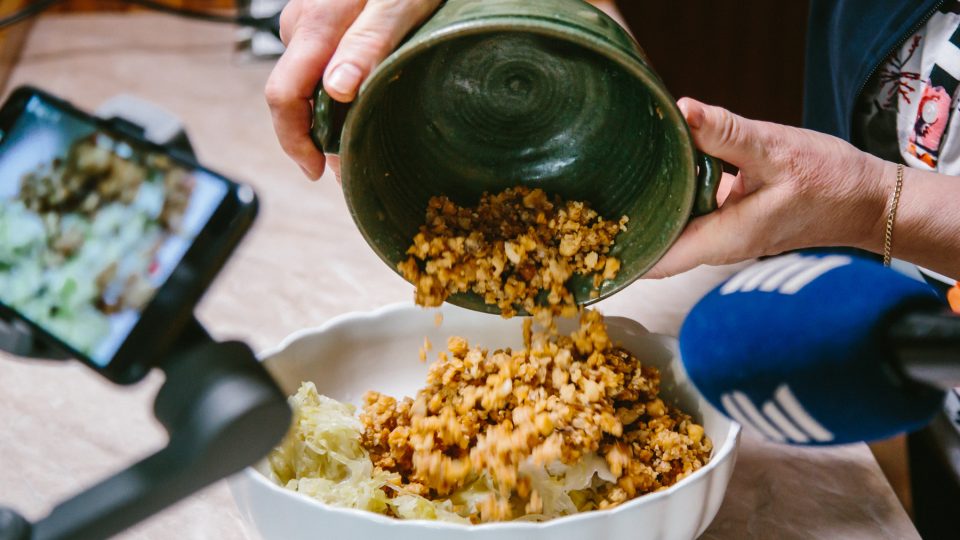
[29,341,291,540]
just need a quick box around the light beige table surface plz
[0,14,919,540]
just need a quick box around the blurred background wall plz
[620,1,810,127]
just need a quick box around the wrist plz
[851,156,898,255]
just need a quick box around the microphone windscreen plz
[680,251,945,445]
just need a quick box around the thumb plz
[678,97,767,169]
[326,154,342,184]
[644,193,765,279]
[324,0,441,102]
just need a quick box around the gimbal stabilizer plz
[0,95,291,540]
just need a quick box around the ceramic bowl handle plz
[310,86,351,155]
[692,152,723,217]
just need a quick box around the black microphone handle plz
[889,309,960,390]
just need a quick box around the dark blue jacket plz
[804,0,954,293]
[804,0,943,140]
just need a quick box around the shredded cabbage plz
[268,382,391,514]
[549,451,617,491]
[269,383,622,523]
[443,473,506,519]
[268,382,470,522]
[387,493,469,523]
[515,453,616,519]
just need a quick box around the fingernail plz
[641,267,661,279]
[299,164,319,180]
[326,63,362,97]
[678,100,702,130]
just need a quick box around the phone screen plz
[0,93,230,368]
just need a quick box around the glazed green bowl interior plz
[342,26,697,314]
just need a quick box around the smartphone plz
[0,86,257,383]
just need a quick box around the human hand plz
[265,0,443,180]
[644,98,891,278]
[586,0,629,29]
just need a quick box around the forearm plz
[868,162,960,279]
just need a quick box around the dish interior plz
[236,304,739,540]
[259,304,725,476]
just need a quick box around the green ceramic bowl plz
[313,0,720,315]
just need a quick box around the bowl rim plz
[338,17,700,315]
[243,303,741,532]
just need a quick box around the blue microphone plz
[679,251,954,445]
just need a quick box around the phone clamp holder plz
[0,97,291,540]
[0,95,197,361]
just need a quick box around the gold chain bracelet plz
[882,163,904,267]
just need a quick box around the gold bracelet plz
[882,163,904,267]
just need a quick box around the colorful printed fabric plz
[855,2,960,173]
[856,3,960,287]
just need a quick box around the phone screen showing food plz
[0,94,228,367]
